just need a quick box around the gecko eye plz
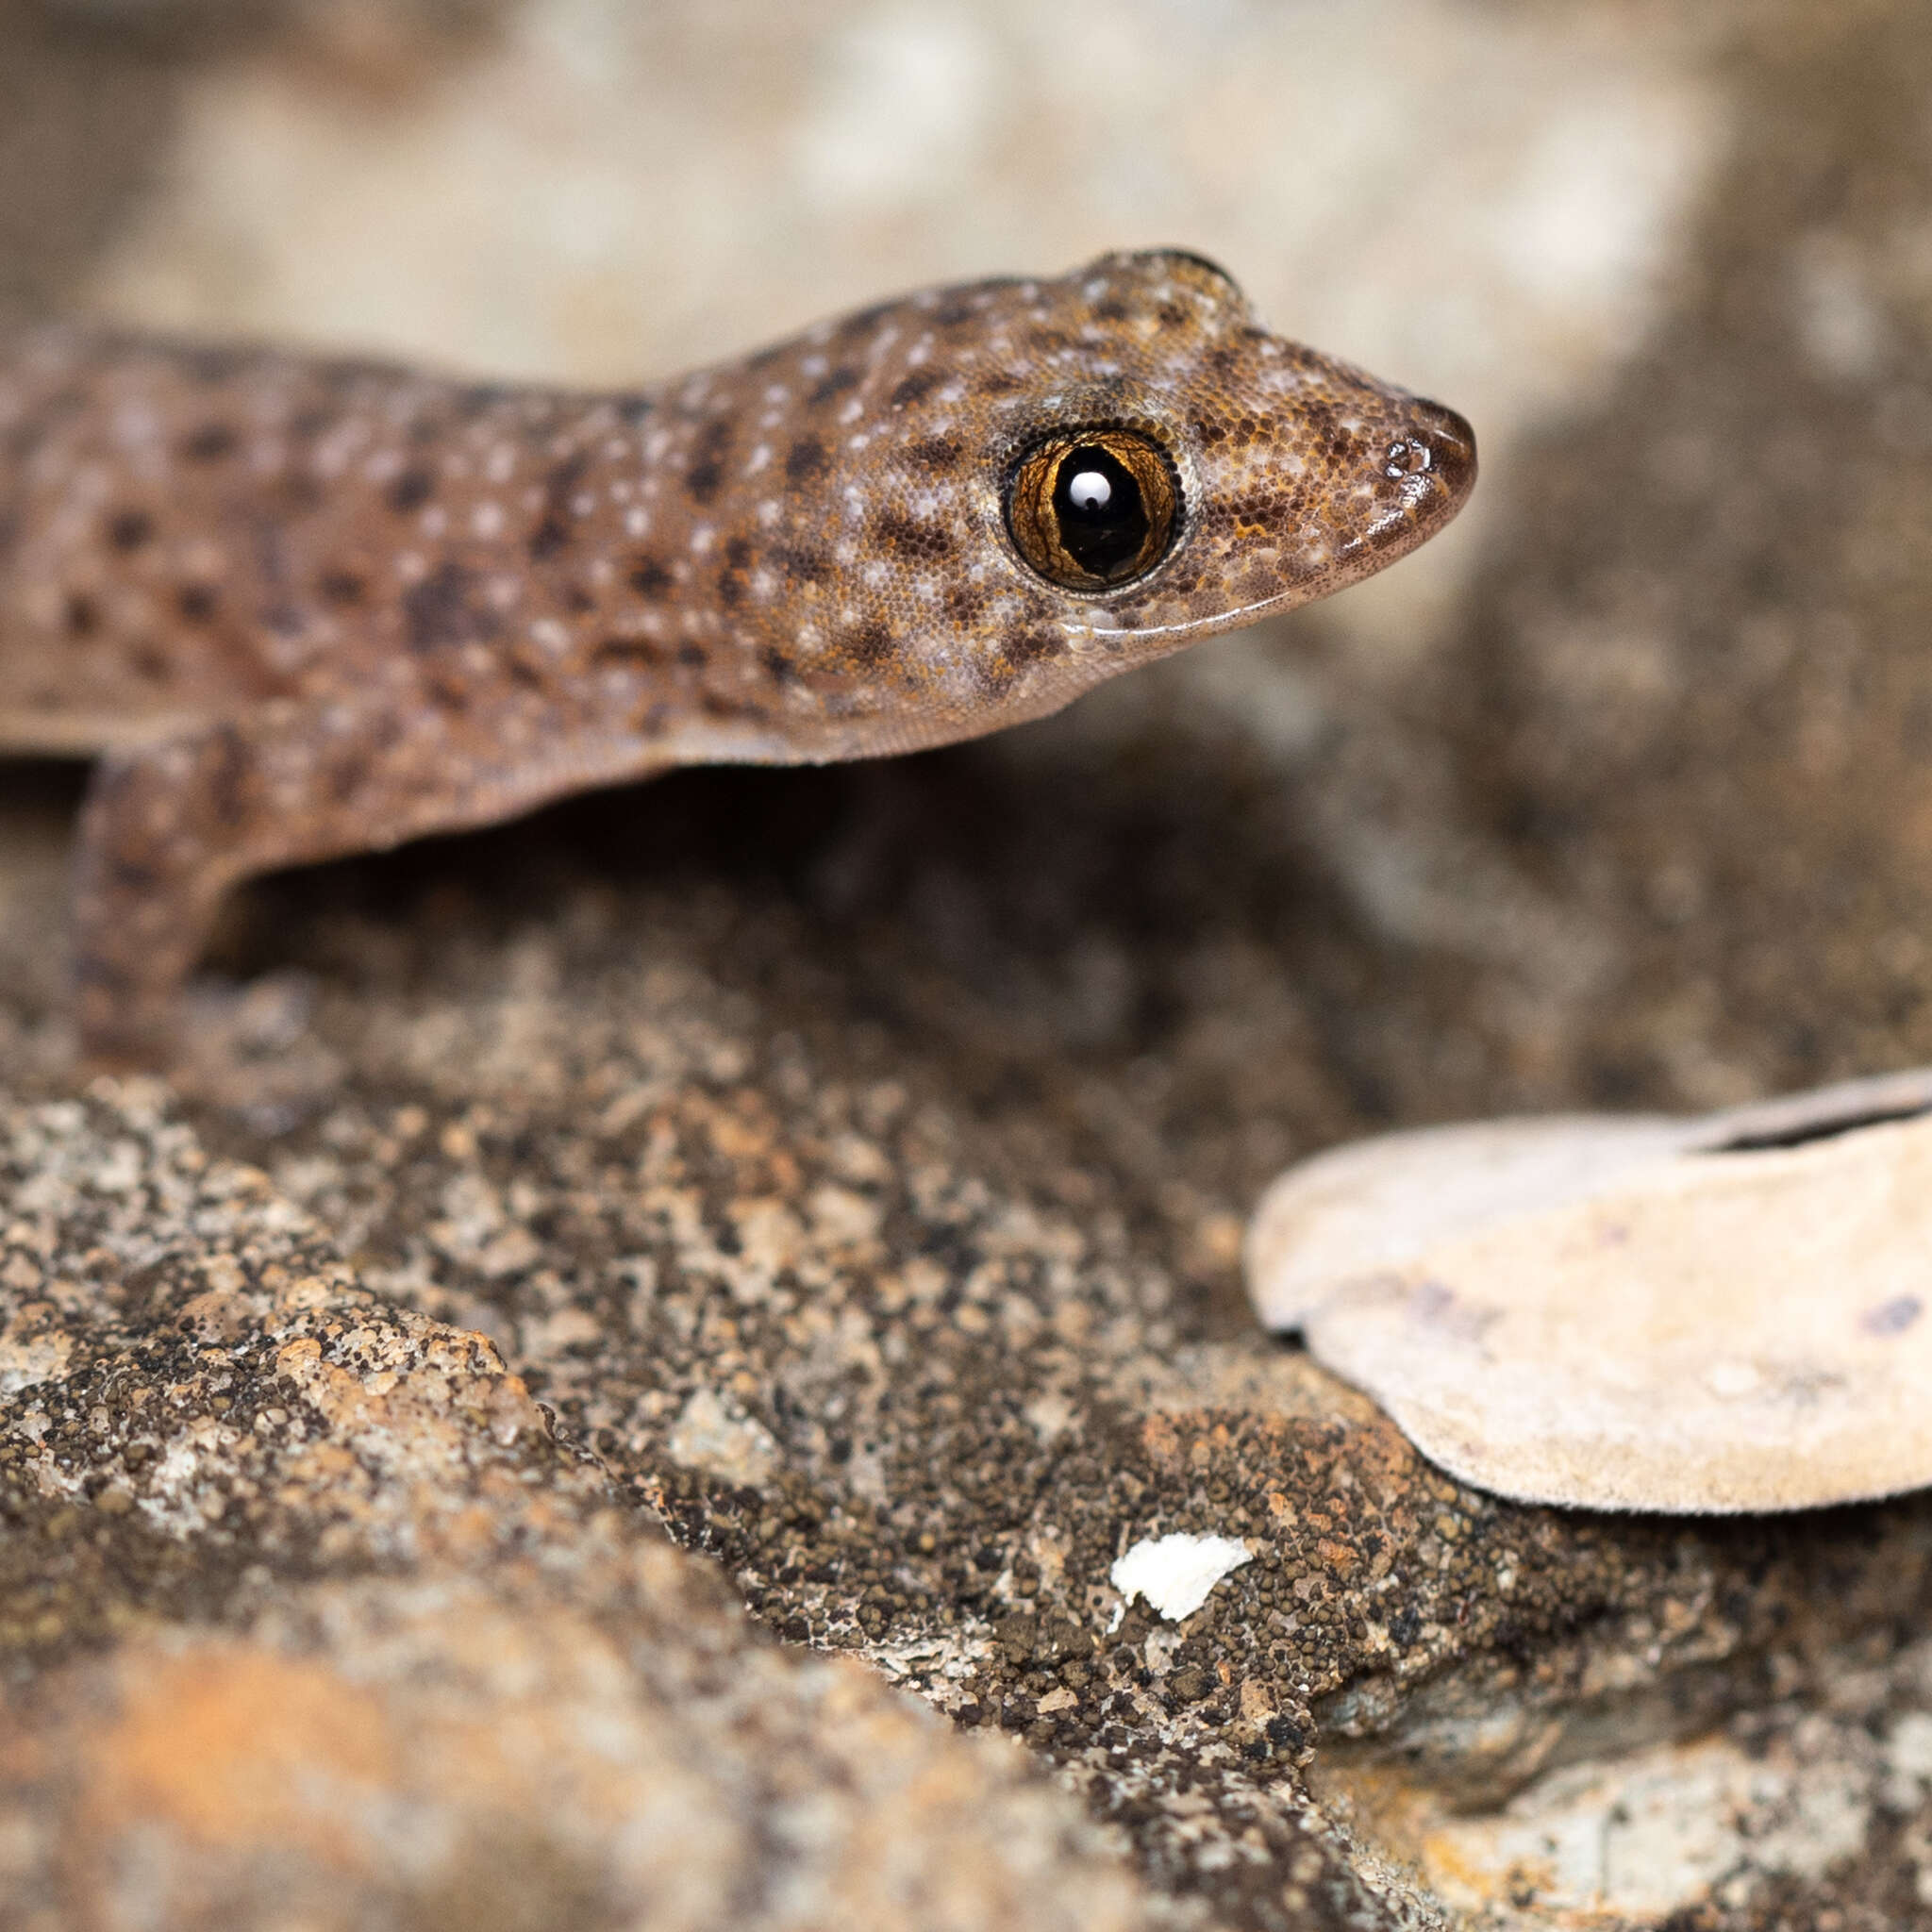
[1005,429,1180,590]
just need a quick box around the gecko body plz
[0,250,1474,1065]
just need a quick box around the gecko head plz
[749,249,1474,747]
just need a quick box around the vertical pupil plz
[1051,444,1148,577]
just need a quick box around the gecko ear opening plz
[1004,428,1181,591]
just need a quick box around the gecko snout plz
[1390,398,1478,517]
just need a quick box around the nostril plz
[1382,436,1434,480]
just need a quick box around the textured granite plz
[0,1082,1145,1932]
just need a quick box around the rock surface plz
[7,2,1932,1928]
[0,1084,1143,1932]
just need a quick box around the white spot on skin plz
[472,501,505,540]
[624,507,651,538]
[485,445,515,485]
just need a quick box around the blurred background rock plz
[9,6,1932,1924]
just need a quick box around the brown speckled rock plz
[0,1083,1146,1932]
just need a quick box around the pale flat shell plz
[1245,1069,1932,1513]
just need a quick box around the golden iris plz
[1005,429,1179,591]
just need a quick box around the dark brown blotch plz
[700,691,769,724]
[774,545,830,586]
[975,371,1024,397]
[63,592,99,639]
[906,436,962,475]
[785,436,829,482]
[402,561,496,654]
[315,356,377,393]
[933,300,973,326]
[889,368,946,409]
[206,723,253,826]
[176,583,219,623]
[1001,626,1063,668]
[835,299,895,340]
[760,646,796,685]
[971,653,1018,699]
[181,423,238,463]
[591,635,670,671]
[327,749,372,802]
[107,509,154,552]
[616,393,655,425]
[528,515,569,561]
[543,450,589,502]
[845,620,895,667]
[685,418,732,505]
[874,510,952,561]
[387,468,435,514]
[808,365,862,408]
[717,536,754,609]
[183,347,247,385]
[629,556,673,596]
[319,569,366,606]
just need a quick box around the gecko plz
[0,250,1474,1069]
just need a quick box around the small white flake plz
[1110,1533,1252,1622]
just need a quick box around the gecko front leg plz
[69,688,676,1069]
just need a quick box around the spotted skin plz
[0,250,1475,1066]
